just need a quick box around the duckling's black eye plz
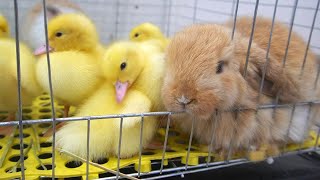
[216,61,224,74]
[134,33,139,37]
[55,32,63,37]
[120,62,127,71]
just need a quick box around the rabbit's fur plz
[162,17,318,155]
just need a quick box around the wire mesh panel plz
[0,0,320,179]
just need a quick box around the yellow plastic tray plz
[0,94,318,179]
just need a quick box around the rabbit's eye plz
[216,61,224,74]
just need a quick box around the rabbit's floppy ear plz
[245,63,274,98]
[236,41,301,103]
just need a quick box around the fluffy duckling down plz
[129,22,170,52]
[103,41,166,112]
[54,83,156,160]
[0,38,42,134]
[34,13,105,117]
[0,14,9,38]
[54,42,162,160]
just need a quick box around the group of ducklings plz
[0,12,170,159]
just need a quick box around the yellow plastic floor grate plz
[0,94,318,179]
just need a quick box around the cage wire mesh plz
[0,0,320,179]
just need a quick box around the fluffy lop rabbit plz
[226,17,320,126]
[226,17,319,103]
[161,18,317,156]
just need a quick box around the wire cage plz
[0,0,320,179]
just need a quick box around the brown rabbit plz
[226,17,319,103]
[162,18,316,157]
[227,17,320,126]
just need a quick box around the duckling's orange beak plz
[34,45,53,56]
[115,81,129,103]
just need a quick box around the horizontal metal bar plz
[98,147,319,180]
[206,0,320,11]
[98,159,248,180]
[0,111,177,126]
[1,100,320,127]
[144,160,249,180]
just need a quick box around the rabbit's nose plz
[177,95,193,105]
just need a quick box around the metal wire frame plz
[1,101,320,128]
[96,147,320,180]
[2,0,320,179]
[13,0,25,178]
[41,0,58,179]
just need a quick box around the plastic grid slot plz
[0,94,318,179]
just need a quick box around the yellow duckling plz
[54,83,156,160]
[54,43,160,159]
[0,14,9,38]
[103,41,165,112]
[34,13,105,117]
[129,22,170,52]
[0,38,42,134]
[21,0,83,50]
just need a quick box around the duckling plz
[22,0,83,50]
[54,82,157,160]
[53,41,169,159]
[34,13,105,117]
[0,38,42,135]
[0,14,9,38]
[103,41,165,112]
[129,23,170,52]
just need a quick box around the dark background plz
[164,152,320,180]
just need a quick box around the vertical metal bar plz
[243,0,260,79]
[42,0,57,179]
[271,1,298,141]
[257,0,278,101]
[314,127,320,150]
[226,112,236,163]
[160,113,171,174]
[281,0,298,67]
[137,115,144,177]
[299,104,312,152]
[282,105,296,154]
[185,116,195,170]
[300,0,319,75]
[314,64,320,89]
[116,117,124,180]
[253,0,279,159]
[86,117,91,180]
[13,0,25,178]
[231,0,239,40]
[206,110,218,166]
[192,0,198,23]
[114,0,120,41]
[166,0,172,37]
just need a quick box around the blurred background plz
[0,0,319,54]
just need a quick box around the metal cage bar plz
[0,0,320,179]
[116,117,124,179]
[242,0,259,79]
[13,0,25,178]
[137,114,144,177]
[40,0,58,179]
[160,113,171,174]
[86,116,91,180]
[184,116,196,170]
